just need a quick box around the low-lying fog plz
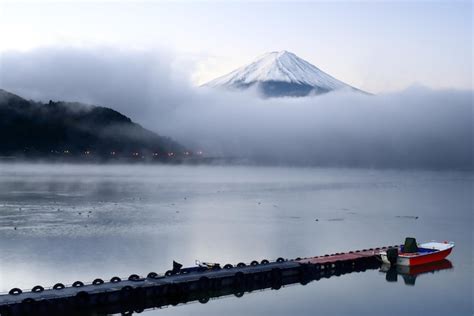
[1,47,472,169]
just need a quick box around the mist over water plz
[0,163,472,315]
[1,47,472,169]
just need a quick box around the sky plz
[0,0,472,169]
[0,0,472,93]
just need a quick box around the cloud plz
[1,47,472,169]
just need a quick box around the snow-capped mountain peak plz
[204,51,363,97]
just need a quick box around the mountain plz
[0,89,184,160]
[203,51,365,97]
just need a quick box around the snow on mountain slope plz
[203,51,364,97]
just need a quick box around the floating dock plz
[0,245,398,316]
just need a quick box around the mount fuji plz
[203,51,366,97]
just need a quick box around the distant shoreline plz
[0,155,243,165]
[0,156,473,172]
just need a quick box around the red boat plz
[380,237,454,266]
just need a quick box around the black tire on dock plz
[237,262,246,268]
[250,260,259,266]
[276,257,284,263]
[110,276,122,283]
[261,259,269,265]
[32,285,44,293]
[9,288,22,295]
[165,270,174,276]
[92,278,104,285]
[72,281,84,288]
[53,283,65,290]
[234,291,244,298]
[147,272,158,279]
[224,264,233,269]
[128,274,140,281]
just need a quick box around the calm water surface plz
[0,163,472,315]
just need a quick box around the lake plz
[0,163,472,315]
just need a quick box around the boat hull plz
[380,242,454,266]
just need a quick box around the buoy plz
[128,274,140,281]
[8,288,22,296]
[53,283,65,290]
[92,278,104,285]
[31,285,44,293]
[72,281,84,288]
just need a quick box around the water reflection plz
[1,258,382,316]
[1,259,457,316]
[381,260,453,286]
[0,164,471,315]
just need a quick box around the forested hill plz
[0,89,185,160]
